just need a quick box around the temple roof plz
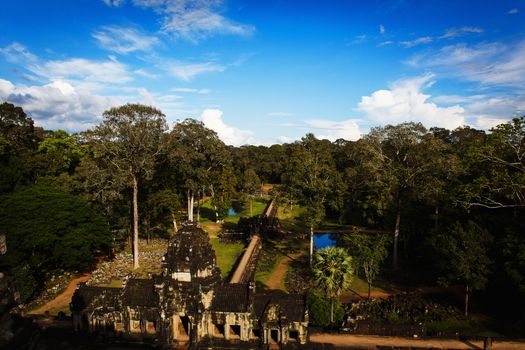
[211,283,251,313]
[163,223,221,285]
[121,279,158,307]
[254,290,307,323]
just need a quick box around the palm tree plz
[313,246,353,323]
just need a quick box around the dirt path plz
[310,333,525,349]
[266,252,304,290]
[29,274,90,315]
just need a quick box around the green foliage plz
[313,246,353,322]
[431,221,492,291]
[0,182,111,272]
[0,102,39,194]
[339,232,390,295]
[12,264,38,303]
[308,291,345,327]
[35,130,85,176]
[314,246,353,298]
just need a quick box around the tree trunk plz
[434,205,439,229]
[393,208,401,270]
[250,196,253,216]
[330,298,334,324]
[309,224,314,267]
[172,213,178,233]
[465,284,469,317]
[132,175,139,269]
[187,190,191,221]
[197,190,201,222]
[368,282,371,299]
[190,193,194,222]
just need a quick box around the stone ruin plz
[70,223,308,347]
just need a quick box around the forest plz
[1,101,524,332]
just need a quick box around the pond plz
[313,233,339,249]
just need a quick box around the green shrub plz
[308,291,345,327]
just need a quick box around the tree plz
[360,123,452,269]
[313,246,353,323]
[430,221,492,316]
[0,182,111,301]
[239,168,261,216]
[464,117,525,209]
[169,119,230,222]
[339,232,390,298]
[0,102,39,194]
[85,104,167,268]
[283,134,340,266]
[34,130,85,177]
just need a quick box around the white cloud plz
[134,68,157,78]
[0,78,121,131]
[305,119,362,141]
[378,41,394,47]
[400,36,433,48]
[351,35,368,44]
[466,96,525,129]
[268,111,294,117]
[103,0,125,6]
[508,8,519,15]
[356,74,466,130]
[379,24,385,35]
[440,26,483,40]
[118,0,255,41]
[171,87,211,93]
[405,40,525,89]
[93,25,160,54]
[163,60,225,81]
[0,42,38,64]
[1,43,135,91]
[200,108,255,146]
[138,87,156,106]
[25,56,134,92]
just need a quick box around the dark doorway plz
[270,329,279,343]
[252,329,261,339]
[230,325,241,339]
[178,316,190,340]
[289,330,299,341]
[213,323,225,338]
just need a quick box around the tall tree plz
[169,119,229,222]
[0,102,39,193]
[339,232,390,298]
[360,123,451,269]
[313,246,353,323]
[283,134,340,266]
[464,117,525,209]
[85,104,167,268]
[430,221,492,317]
[239,168,261,216]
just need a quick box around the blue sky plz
[1,0,524,145]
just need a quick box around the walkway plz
[229,235,261,283]
[310,333,525,349]
[266,252,304,290]
[29,274,90,315]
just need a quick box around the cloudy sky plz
[1,0,524,145]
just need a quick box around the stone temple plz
[70,223,308,347]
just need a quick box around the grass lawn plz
[199,197,268,225]
[277,204,307,233]
[255,253,285,288]
[347,275,385,295]
[209,237,245,279]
